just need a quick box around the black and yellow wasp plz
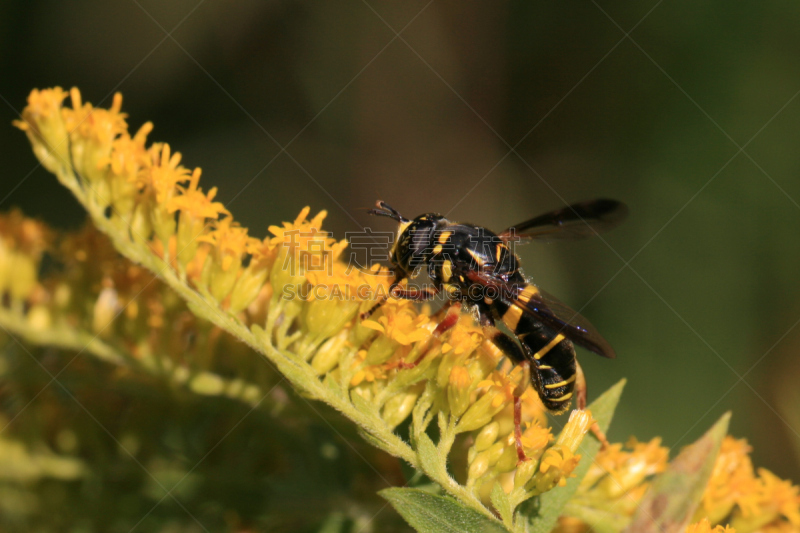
[365,199,627,455]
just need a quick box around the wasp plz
[364,199,628,460]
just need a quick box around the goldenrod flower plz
[62,89,128,179]
[350,350,388,387]
[14,88,71,175]
[448,365,473,417]
[14,87,596,517]
[457,371,517,433]
[361,301,432,348]
[0,210,51,308]
[567,433,800,533]
[731,468,800,532]
[687,518,736,533]
[584,437,669,502]
[698,437,758,525]
[525,410,593,495]
[382,383,425,429]
[168,168,229,269]
[18,87,800,532]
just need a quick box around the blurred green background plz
[2,0,800,529]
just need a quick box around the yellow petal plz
[361,320,385,333]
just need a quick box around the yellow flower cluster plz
[0,210,51,312]
[0,210,275,407]
[686,518,736,533]
[14,87,595,511]
[17,87,799,531]
[566,436,800,533]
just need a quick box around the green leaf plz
[491,482,514,528]
[416,431,445,478]
[624,412,730,533]
[351,390,381,418]
[380,488,508,533]
[357,427,392,451]
[525,379,627,533]
[322,373,345,400]
[400,456,437,489]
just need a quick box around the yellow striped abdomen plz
[501,300,578,413]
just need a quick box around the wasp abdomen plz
[495,297,578,413]
[520,323,577,413]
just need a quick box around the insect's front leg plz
[360,271,407,320]
[391,285,438,301]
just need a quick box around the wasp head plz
[368,201,445,275]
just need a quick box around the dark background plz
[2,0,799,517]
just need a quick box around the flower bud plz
[14,88,71,175]
[9,253,37,302]
[437,349,465,389]
[486,441,506,466]
[93,286,119,336]
[27,305,51,331]
[365,335,398,366]
[106,159,139,218]
[474,422,500,452]
[467,447,478,465]
[514,459,538,489]
[447,366,472,418]
[382,387,422,429]
[209,255,241,303]
[494,443,518,474]
[456,388,507,434]
[311,330,348,375]
[53,283,71,309]
[175,211,205,269]
[555,410,594,453]
[468,451,490,482]
[129,204,153,246]
[189,373,225,396]
[229,264,269,315]
[272,251,307,302]
[151,206,177,249]
[304,297,358,340]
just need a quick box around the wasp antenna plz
[366,209,394,219]
[377,201,397,214]
[371,201,408,223]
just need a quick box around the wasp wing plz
[516,286,616,358]
[499,199,628,243]
[466,270,616,359]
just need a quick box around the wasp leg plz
[483,331,532,463]
[434,301,459,336]
[514,361,532,464]
[575,360,587,410]
[575,361,610,449]
[390,301,457,370]
[392,285,439,301]
[360,295,389,321]
[360,273,407,320]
